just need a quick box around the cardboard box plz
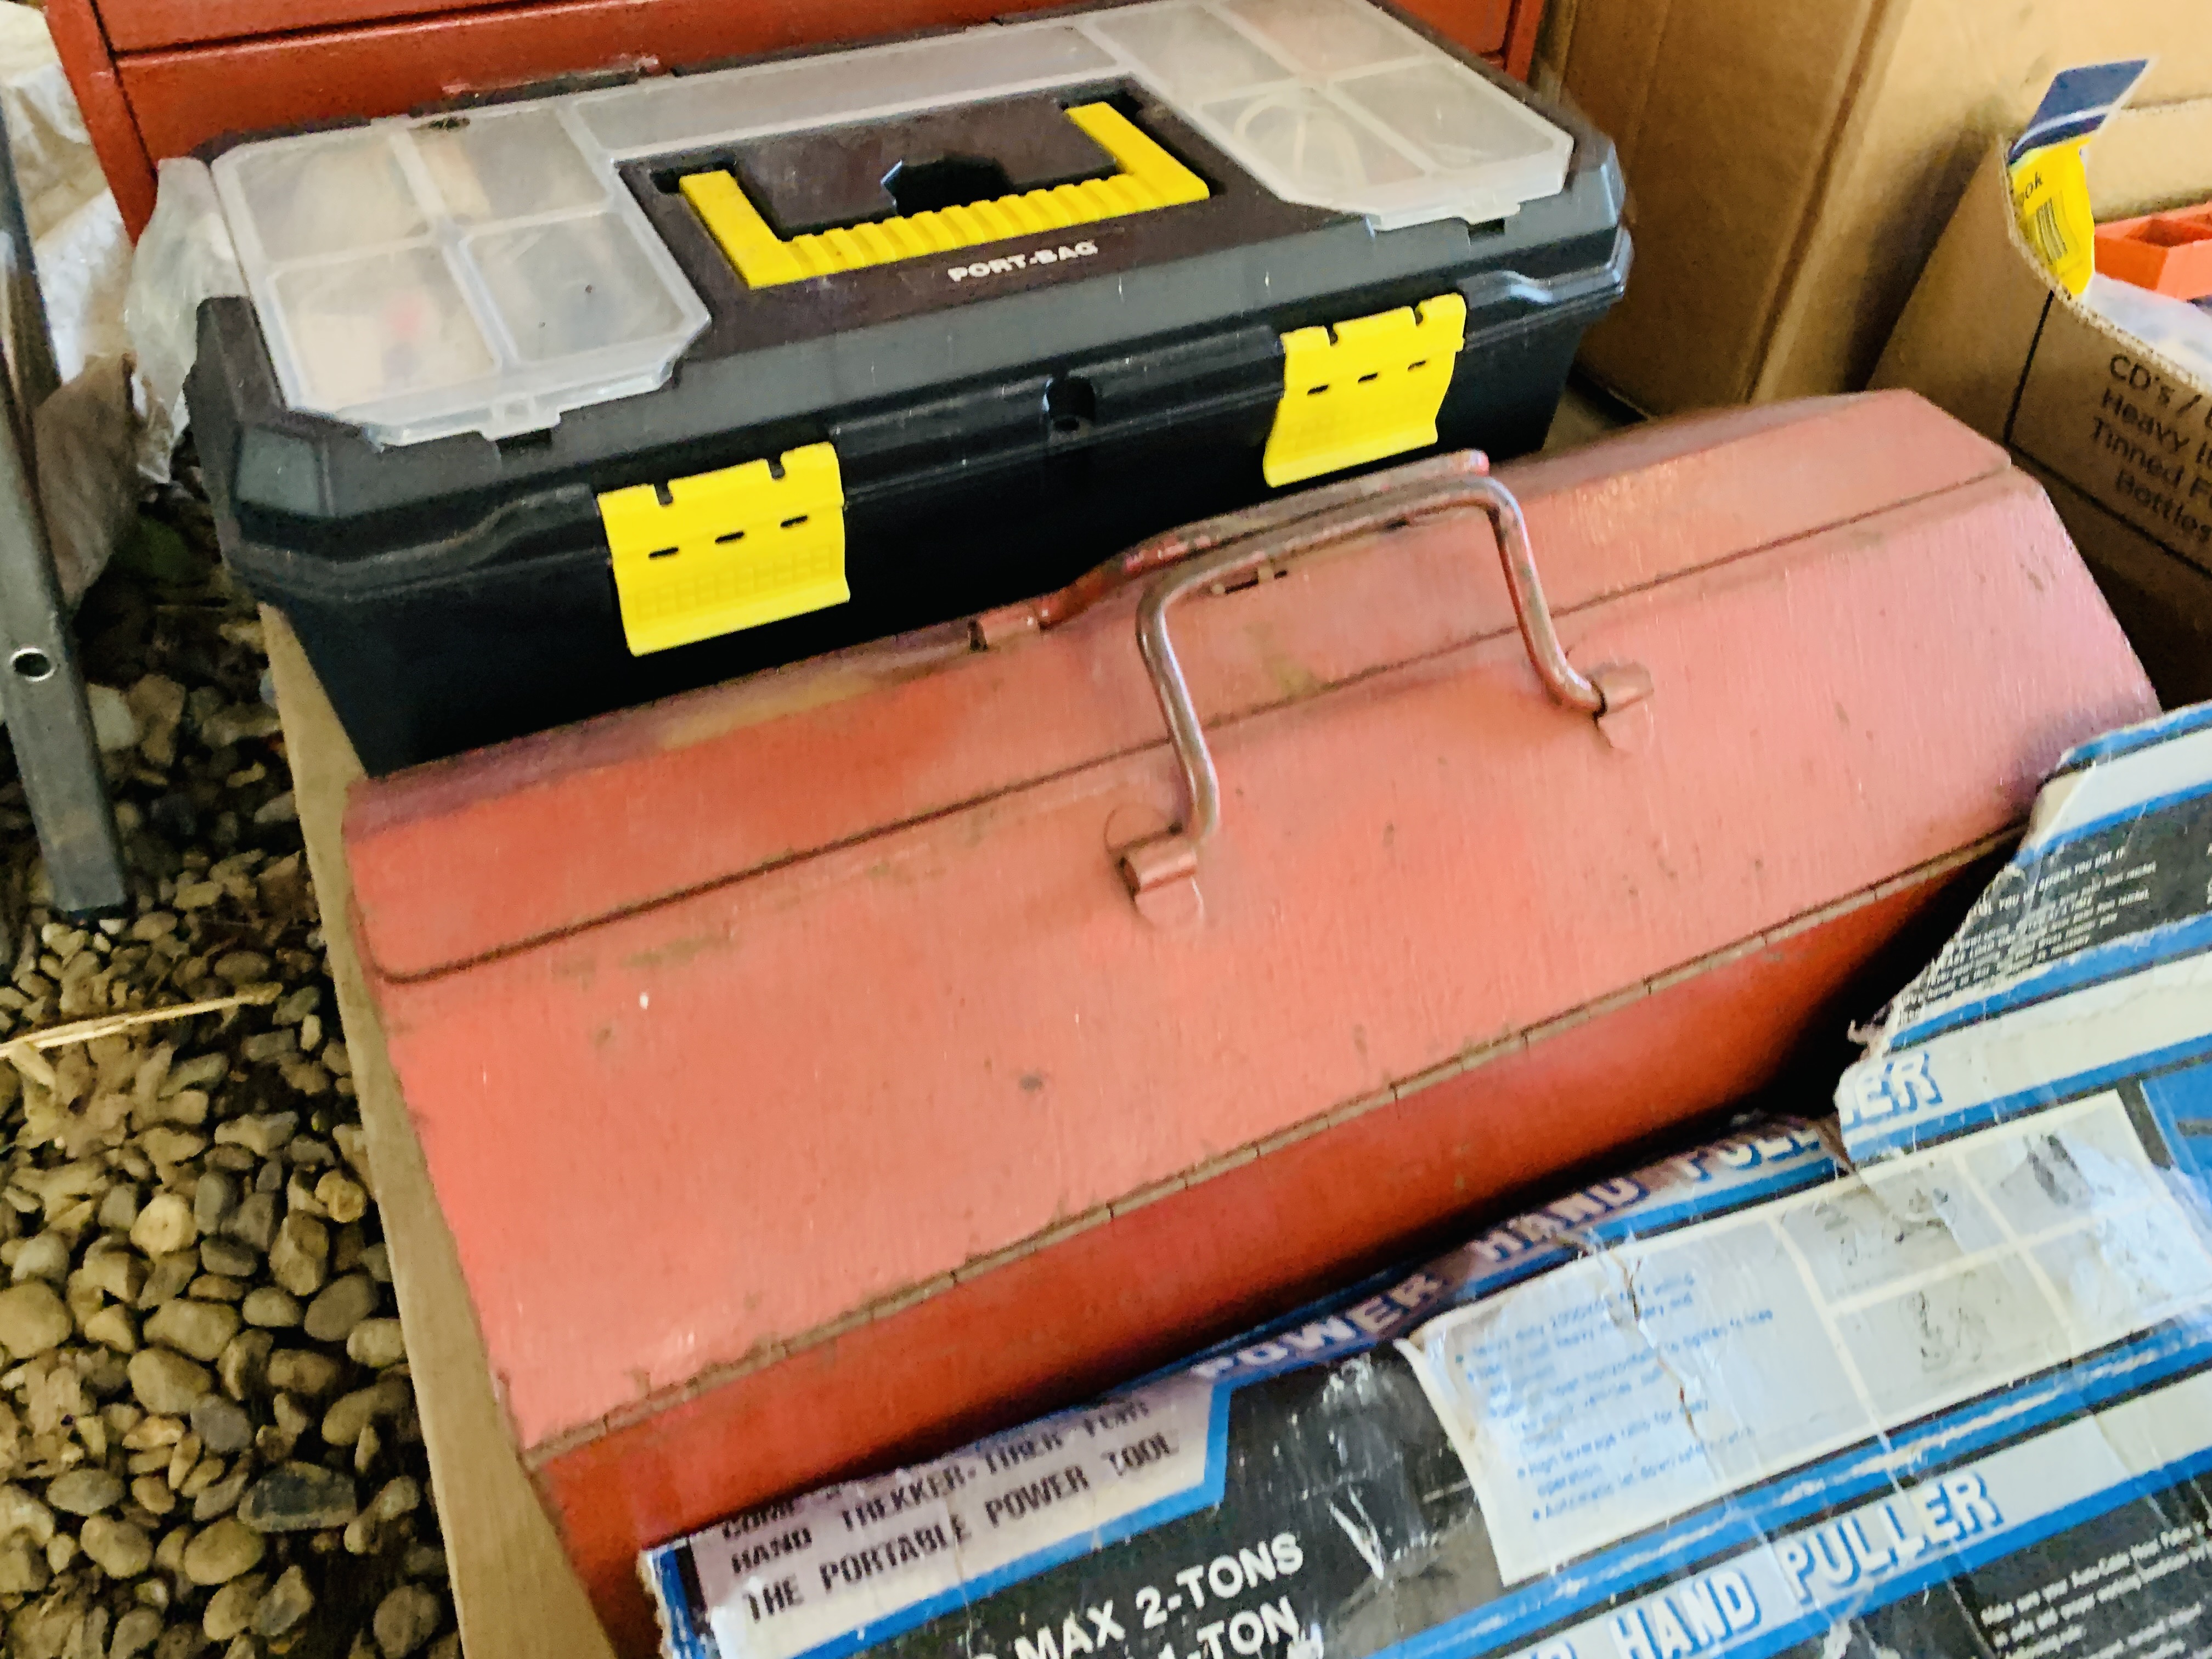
[1875,99,2212,707]
[1543,0,2212,414]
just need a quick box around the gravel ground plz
[0,460,458,1659]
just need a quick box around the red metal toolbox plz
[48,0,1546,238]
[339,390,2154,1653]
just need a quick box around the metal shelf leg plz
[0,102,126,918]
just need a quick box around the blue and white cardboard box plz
[649,704,2212,1659]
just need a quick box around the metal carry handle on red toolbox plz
[978,450,1655,910]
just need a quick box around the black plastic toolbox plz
[189,0,1629,774]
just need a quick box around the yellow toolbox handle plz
[681,104,1208,288]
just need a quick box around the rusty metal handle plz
[1116,464,1650,901]
[973,452,1502,648]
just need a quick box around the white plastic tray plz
[210,0,1572,447]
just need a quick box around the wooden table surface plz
[269,609,620,1659]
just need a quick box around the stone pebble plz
[0,553,452,1659]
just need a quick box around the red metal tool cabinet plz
[48,0,1547,238]
[341,391,2154,1655]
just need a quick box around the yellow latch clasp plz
[1262,294,1469,488]
[599,442,848,656]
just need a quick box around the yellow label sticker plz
[2005,60,2150,296]
[2009,142,2096,297]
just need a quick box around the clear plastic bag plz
[124,157,247,483]
[36,353,142,603]
[0,1,129,381]
[0,3,140,599]
[2080,271,2212,383]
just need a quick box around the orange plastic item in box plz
[2095,199,2212,301]
[340,392,2153,1655]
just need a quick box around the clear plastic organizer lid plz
[211,106,712,448]
[211,0,1570,447]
